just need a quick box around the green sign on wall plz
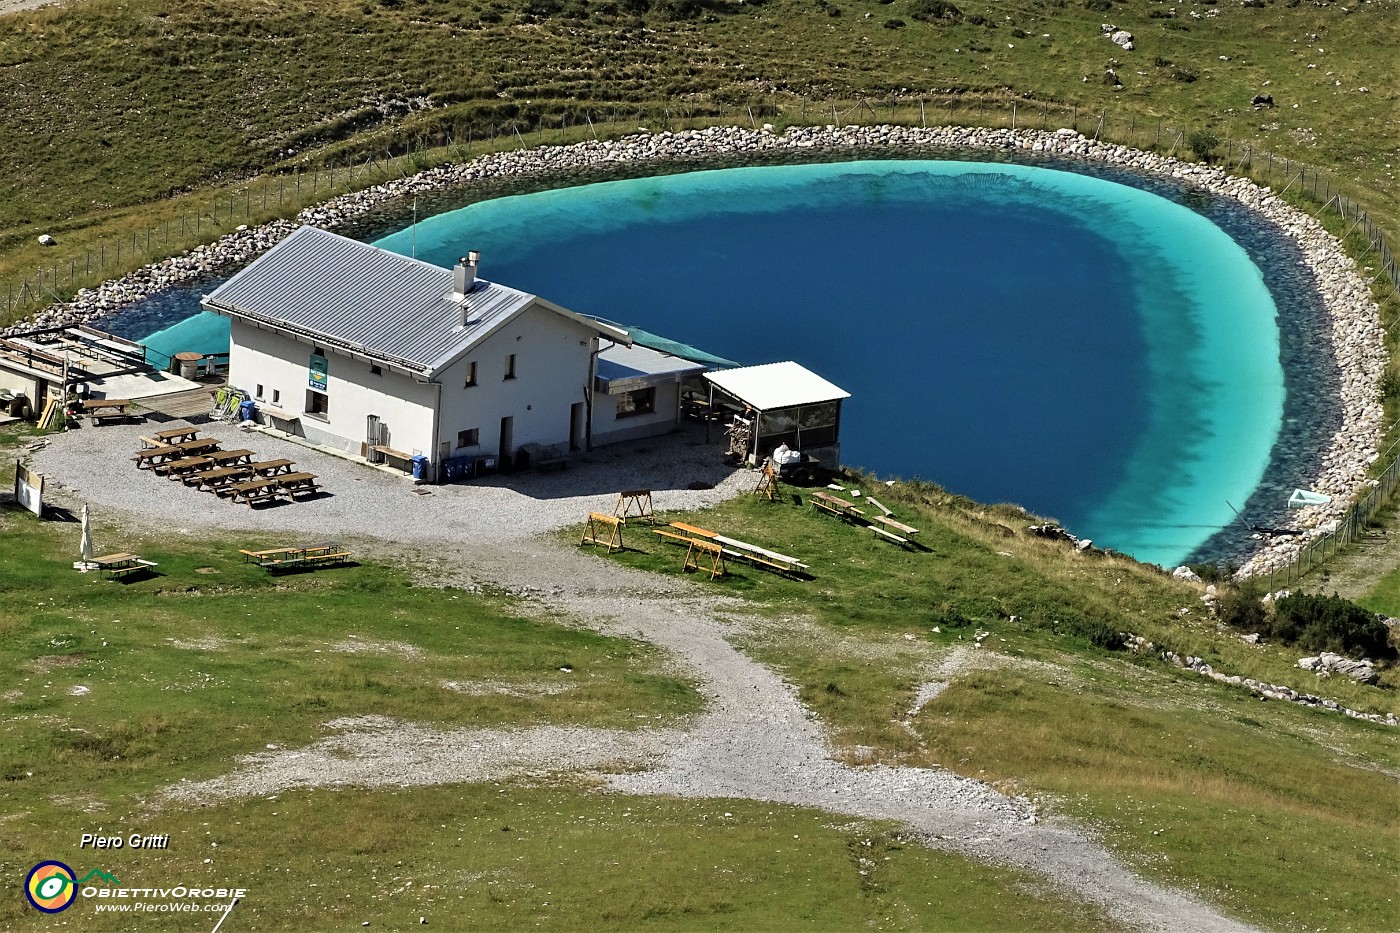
[309,353,328,391]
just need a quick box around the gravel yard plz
[28,417,749,546]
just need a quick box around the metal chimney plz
[452,251,479,296]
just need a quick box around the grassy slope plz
[0,451,1124,932]
[0,0,1397,303]
[596,477,1399,932]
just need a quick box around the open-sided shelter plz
[703,361,850,469]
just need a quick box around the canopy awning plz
[703,361,850,411]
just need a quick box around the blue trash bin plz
[237,399,257,422]
[410,455,430,482]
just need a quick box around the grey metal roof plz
[596,343,707,384]
[202,226,537,375]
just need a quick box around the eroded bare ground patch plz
[157,538,1262,932]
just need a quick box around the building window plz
[370,364,382,377]
[457,428,479,449]
[504,353,517,380]
[464,361,477,387]
[272,389,281,405]
[615,387,655,419]
[255,383,264,399]
[305,389,328,418]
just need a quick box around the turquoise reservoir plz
[376,160,1283,566]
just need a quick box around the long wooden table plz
[277,471,322,499]
[160,455,214,479]
[240,542,351,571]
[228,477,285,506]
[82,398,135,424]
[183,465,250,490]
[247,459,293,477]
[208,448,254,467]
[132,438,218,468]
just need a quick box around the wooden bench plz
[277,471,323,500]
[872,515,920,536]
[228,477,285,507]
[370,445,414,472]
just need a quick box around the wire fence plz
[5,95,1397,322]
[1261,436,1400,592]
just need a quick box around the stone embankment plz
[5,123,1385,576]
[1121,633,1397,726]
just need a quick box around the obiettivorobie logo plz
[25,862,120,913]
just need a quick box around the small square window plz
[255,383,264,399]
[305,390,328,417]
[370,364,382,377]
[504,353,517,380]
[272,389,281,405]
[464,361,478,388]
[457,428,479,449]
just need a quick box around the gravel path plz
[27,426,1256,931]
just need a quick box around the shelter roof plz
[703,361,850,411]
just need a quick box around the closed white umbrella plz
[80,502,93,567]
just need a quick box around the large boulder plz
[1297,652,1379,685]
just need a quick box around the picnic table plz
[208,448,254,467]
[92,552,157,581]
[152,426,200,445]
[277,471,322,499]
[184,466,250,490]
[240,542,351,571]
[247,459,294,477]
[131,438,218,468]
[81,398,136,424]
[159,455,213,479]
[228,477,285,507]
[810,492,912,548]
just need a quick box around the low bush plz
[909,0,961,22]
[1272,593,1396,660]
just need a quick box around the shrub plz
[1272,594,1397,660]
[1010,26,1029,38]
[1082,0,1112,10]
[1171,66,1199,82]
[1188,129,1220,162]
[910,0,962,22]
[654,0,702,18]
[883,17,905,26]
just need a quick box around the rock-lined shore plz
[7,124,1386,577]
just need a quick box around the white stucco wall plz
[434,304,597,466]
[228,320,437,456]
[592,379,682,447]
